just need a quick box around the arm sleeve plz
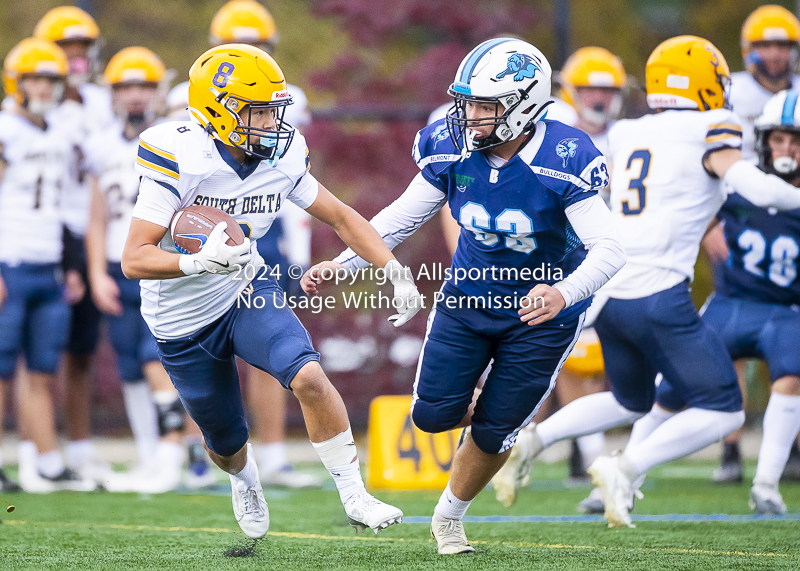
[553,195,627,308]
[723,160,800,210]
[131,176,181,228]
[333,172,448,271]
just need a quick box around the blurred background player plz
[31,5,116,482]
[0,38,94,492]
[658,90,800,514]
[167,0,319,487]
[83,47,187,493]
[703,4,800,484]
[492,36,800,527]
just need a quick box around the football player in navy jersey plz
[658,89,800,514]
[303,38,626,554]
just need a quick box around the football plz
[170,205,246,255]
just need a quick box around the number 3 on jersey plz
[622,149,651,216]
[459,202,537,253]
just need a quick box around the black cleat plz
[711,442,743,484]
[568,440,589,482]
[0,468,22,493]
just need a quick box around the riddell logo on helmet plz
[272,90,289,100]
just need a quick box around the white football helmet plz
[755,89,800,179]
[447,38,552,153]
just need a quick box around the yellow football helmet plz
[645,35,730,111]
[210,0,279,52]
[104,47,166,85]
[563,330,605,376]
[3,37,67,108]
[34,6,100,42]
[741,5,800,76]
[559,47,626,126]
[189,43,293,162]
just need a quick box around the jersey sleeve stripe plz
[706,128,743,138]
[136,156,180,180]
[707,122,742,133]
[137,146,180,176]
[139,140,177,162]
[705,133,743,144]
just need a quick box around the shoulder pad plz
[275,131,311,180]
[412,119,461,175]
[135,121,212,185]
[533,121,607,192]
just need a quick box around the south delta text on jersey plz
[716,192,800,307]
[414,118,608,319]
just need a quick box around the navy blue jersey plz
[715,192,800,306]
[413,119,607,319]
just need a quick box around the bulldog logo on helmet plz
[496,53,540,82]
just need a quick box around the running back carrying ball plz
[170,205,251,275]
[170,205,245,254]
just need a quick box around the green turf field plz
[0,460,798,571]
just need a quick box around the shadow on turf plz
[223,537,261,558]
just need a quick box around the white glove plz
[385,259,423,327]
[178,222,252,275]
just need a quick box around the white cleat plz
[343,489,403,534]
[261,465,324,488]
[230,445,270,539]
[749,483,787,515]
[588,455,636,529]
[577,487,605,514]
[491,425,537,508]
[430,513,475,554]
[72,458,115,486]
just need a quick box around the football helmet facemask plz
[189,43,294,164]
[446,38,552,155]
[3,37,68,116]
[754,88,800,180]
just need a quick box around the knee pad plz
[203,418,249,458]
[154,392,186,436]
[411,399,464,434]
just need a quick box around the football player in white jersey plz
[706,4,800,483]
[32,5,117,479]
[166,0,319,488]
[0,38,94,493]
[83,47,190,493]
[122,44,417,538]
[493,36,800,529]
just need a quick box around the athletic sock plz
[624,406,675,454]
[624,407,745,477]
[156,440,186,469]
[537,392,644,448]
[37,449,66,479]
[576,432,605,470]
[230,450,259,488]
[255,442,288,474]
[754,393,800,487]
[311,426,365,504]
[17,440,37,475]
[65,439,94,469]
[433,482,472,520]
[122,382,159,464]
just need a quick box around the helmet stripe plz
[781,90,799,125]
[459,38,514,85]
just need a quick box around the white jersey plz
[131,121,318,339]
[730,71,800,160]
[0,112,76,264]
[601,108,743,299]
[84,121,140,263]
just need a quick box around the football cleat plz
[568,440,589,482]
[40,468,98,493]
[430,513,475,555]
[711,443,744,484]
[0,468,22,493]
[343,489,403,534]
[577,487,605,514]
[260,465,323,489]
[491,425,538,508]
[72,458,114,486]
[749,483,787,515]
[588,455,637,529]
[230,445,270,539]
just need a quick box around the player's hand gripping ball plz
[171,206,251,275]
